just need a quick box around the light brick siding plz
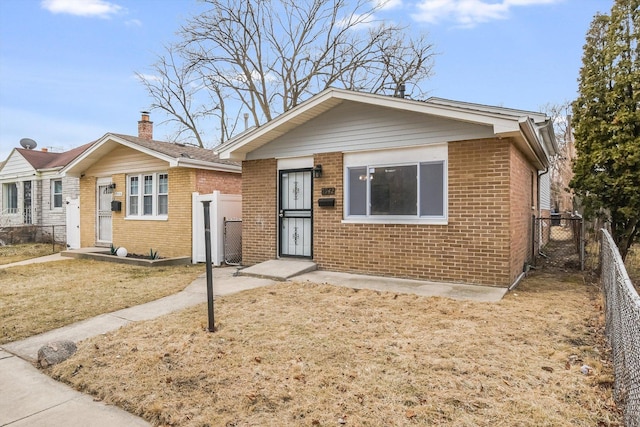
[311,140,511,287]
[241,138,539,287]
[79,176,96,248]
[509,145,537,282]
[241,159,278,264]
[80,167,241,259]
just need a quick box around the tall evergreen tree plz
[571,0,640,260]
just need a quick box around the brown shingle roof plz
[17,141,95,170]
[111,134,240,168]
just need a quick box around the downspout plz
[509,272,526,291]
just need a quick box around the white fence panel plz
[192,191,242,266]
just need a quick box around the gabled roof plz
[216,88,557,169]
[16,142,95,171]
[62,133,241,177]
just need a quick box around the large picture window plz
[127,172,168,218]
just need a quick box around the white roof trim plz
[62,133,240,176]
[216,88,554,162]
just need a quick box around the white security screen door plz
[96,182,113,244]
[279,169,312,257]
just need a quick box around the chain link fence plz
[223,219,242,265]
[600,229,640,426]
[533,215,584,270]
[0,225,66,252]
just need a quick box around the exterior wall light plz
[313,164,323,178]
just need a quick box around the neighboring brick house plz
[0,142,93,242]
[61,113,241,259]
[216,89,557,288]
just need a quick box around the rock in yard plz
[38,340,77,368]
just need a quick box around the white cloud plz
[41,0,123,18]
[125,19,143,27]
[376,0,403,10]
[412,0,562,27]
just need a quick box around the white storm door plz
[279,170,312,257]
[96,182,113,244]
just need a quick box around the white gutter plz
[518,117,548,169]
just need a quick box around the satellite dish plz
[20,138,37,150]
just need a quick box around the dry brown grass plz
[0,259,204,344]
[0,243,60,265]
[49,271,621,426]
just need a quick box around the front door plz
[279,169,312,257]
[23,181,32,224]
[96,182,113,245]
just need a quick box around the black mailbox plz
[111,200,122,212]
[318,198,335,207]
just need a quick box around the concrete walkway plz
[0,255,507,426]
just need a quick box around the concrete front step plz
[238,259,317,281]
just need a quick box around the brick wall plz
[509,145,537,281]
[241,138,539,287]
[109,168,193,258]
[79,167,240,259]
[312,140,512,286]
[79,175,96,247]
[195,169,242,195]
[241,159,277,264]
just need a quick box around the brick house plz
[0,142,93,242]
[61,113,241,259]
[216,89,557,288]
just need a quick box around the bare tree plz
[138,0,436,146]
[542,101,575,212]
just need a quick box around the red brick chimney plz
[138,111,153,140]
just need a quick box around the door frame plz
[96,178,113,246]
[278,168,313,258]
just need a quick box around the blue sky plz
[0,0,612,161]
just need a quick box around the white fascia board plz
[62,133,175,176]
[175,158,241,173]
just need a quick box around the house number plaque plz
[321,187,336,196]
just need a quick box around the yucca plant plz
[149,248,159,260]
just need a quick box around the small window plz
[128,176,139,216]
[3,183,18,213]
[143,175,153,215]
[420,162,444,216]
[52,180,63,208]
[157,173,168,215]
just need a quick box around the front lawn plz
[49,271,621,426]
[0,260,204,344]
[0,243,60,265]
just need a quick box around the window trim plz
[125,172,168,220]
[343,146,448,225]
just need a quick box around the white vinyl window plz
[51,180,63,209]
[344,145,447,224]
[126,172,168,219]
[3,183,18,213]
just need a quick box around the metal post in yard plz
[202,201,215,332]
[580,216,585,271]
